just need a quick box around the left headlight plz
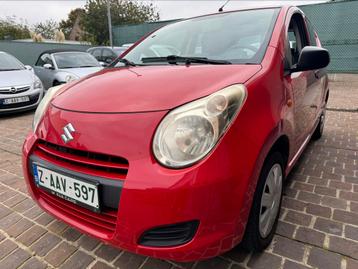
[33,77,43,89]
[153,84,247,168]
[32,85,64,131]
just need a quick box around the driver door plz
[34,53,55,90]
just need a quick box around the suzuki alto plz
[22,6,330,261]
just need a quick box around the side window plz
[306,19,317,46]
[286,14,309,67]
[103,49,115,58]
[92,49,102,59]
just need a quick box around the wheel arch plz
[267,135,290,172]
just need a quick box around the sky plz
[0,0,326,25]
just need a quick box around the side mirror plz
[24,65,33,71]
[99,61,107,67]
[293,46,330,72]
[43,63,53,70]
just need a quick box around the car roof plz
[88,46,125,50]
[38,49,83,58]
[179,6,286,23]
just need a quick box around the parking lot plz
[0,74,357,269]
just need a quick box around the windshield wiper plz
[112,58,137,67]
[141,55,232,65]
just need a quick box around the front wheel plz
[242,152,284,251]
[311,111,326,140]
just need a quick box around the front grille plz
[35,140,129,179]
[0,93,40,110]
[0,85,31,94]
[38,188,117,235]
[139,221,199,247]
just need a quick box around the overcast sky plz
[0,0,325,25]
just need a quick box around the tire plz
[311,111,326,140]
[242,152,284,251]
[53,80,62,87]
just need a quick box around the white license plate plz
[33,164,100,212]
[3,96,30,104]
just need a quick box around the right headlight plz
[32,85,64,131]
[153,84,247,168]
[33,76,43,90]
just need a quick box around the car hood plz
[53,65,261,113]
[59,67,103,78]
[0,69,34,87]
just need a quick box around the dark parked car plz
[87,46,127,65]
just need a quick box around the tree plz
[59,8,85,40]
[32,19,58,39]
[0,16,30,40]
[81,0,159,45]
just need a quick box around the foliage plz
[0,16,30,40]
[32,19,59,39]
[59,8,85,39]
[81,0,160,45]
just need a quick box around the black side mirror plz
[293,46,330,72]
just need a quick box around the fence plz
[112,20,179,46]
[0,41,91,65]
[300,0,358,73]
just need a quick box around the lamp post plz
[107,0,113,47]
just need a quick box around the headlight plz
[65,74,79,83]
[32,85,64,131]
[153,84,247,168]
[33,77,43,89]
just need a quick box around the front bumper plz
[0,88,43,114]
[22,105,254,261]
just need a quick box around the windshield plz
[0,53,24,71]
[124,8,279,65]
[54,52,100,69]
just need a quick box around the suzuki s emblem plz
[61,123,75,143]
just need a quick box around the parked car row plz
[0,46,130,114]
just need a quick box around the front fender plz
[55,71,73,83]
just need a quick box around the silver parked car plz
[33,50,103,90]
[0,51,44,114]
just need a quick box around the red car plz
[23,6,329,261]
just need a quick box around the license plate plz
[3,96,30,104]
[32,164,100,212]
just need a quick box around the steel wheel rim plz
[259,163,283,238]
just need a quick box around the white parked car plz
[0,51,44,114]
[33,50,103,90]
